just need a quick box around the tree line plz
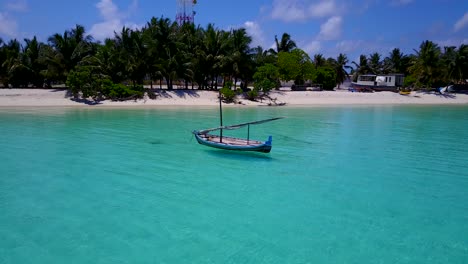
[0,17,467,99]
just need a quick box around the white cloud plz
[0,0,28,38]
[90,0,141,41]
[318,16,342,40]
[90,20,121,40]
[335,40,365,53]
[271,0,307,22]
[0,12,18,38]
[271,0,339,22]
[454,12,468,32]
[308,1,337,18]
[435,38,468,48]
[6,0,29,12]
[97,0,119,20]
[244,21,267,48]
[303,40,321,54]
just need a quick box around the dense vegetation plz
[0,17,467,100]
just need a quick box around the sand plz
[0,88,467,107]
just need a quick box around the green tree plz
[81,38,125,84]
[313,67,337,90]
[456,44,468,83]
[114,27,148,86]
[333,53,350,89]
[252,46,276,67]
[176,22,198,89]
[41,24,95,84]
[1,39,30,87]
[226,28,253,89]
[272,33,297,54]
[277,49,314,85]
[441,44,468,83]
[313,54,326,68]
[253,63,279,93]
[351,54,371,81]
[66,66,102,99]
[0,38,5,86]
[409,40,442,88]
[368,52,382,74]
[201,24,230,89]
[23,37,46,87]
[383,48,409,74]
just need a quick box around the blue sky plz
[0,0,467,61]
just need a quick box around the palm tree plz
[81,38,124,84]
[43,24,94,83]
[334,53,351,89]
[147,18,186,90]
[202,24,230,89]
[351,54,371,81]
[190,25,211,89]
[442,46,457,83]
[383,48,408,74]
[252,46,276,67]
[409,40,442,88]
[442,44,468,83]
[144,17,163,88]
[456,44,468,83]
[313,54,326,68]
[226,28,253,88]
[1,39,31,87]
[176,22,199,89]
[23,37,46,87]
[270,33,297,54]
[114,27,147,86]
[368,52,382,74]
[0,38,6,87]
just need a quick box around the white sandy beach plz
[0,88,467,107]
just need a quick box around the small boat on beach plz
[192,92,283,153]
[399,90,411,95]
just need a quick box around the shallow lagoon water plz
[1,105,467,263]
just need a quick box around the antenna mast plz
[176,0,197,25]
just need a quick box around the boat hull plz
[193,132,272,153]
[351,82,398,92]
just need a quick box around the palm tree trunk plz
[165,76,171,90]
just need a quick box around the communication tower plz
[176,0,197,25]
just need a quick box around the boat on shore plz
[351,74,404,92]
[192,92,283,153]
[399,90,411,95]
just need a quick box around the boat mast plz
[219,90,223,142]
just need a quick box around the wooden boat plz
[192,92,283,153]
[193,118,282,153]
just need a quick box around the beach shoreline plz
[1,88,467,108]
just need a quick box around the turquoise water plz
[1,106,467,263]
